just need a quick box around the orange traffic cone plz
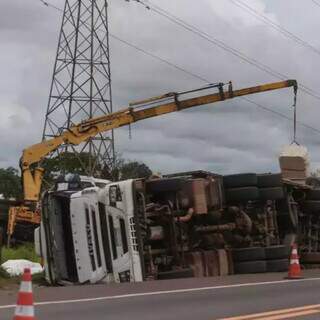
[13,268,35,320]
[285,244,303,279]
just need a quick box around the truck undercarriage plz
[37,169,320,284]
[137,171,305,279]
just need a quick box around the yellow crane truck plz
[7,79,297,246]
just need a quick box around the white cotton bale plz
[279,144,310,177]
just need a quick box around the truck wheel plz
[157,268,194,280]
[301,252,320,264]
[232,247,265,262]
[303,200,320,213]
[265,245,290,260]
[234,261,266,274]
[266,259,289,272]
[226,187,259,203]
[257,173,282,188]
[259,187,284,201]
[306,189,320,200]
[223,173,257,188]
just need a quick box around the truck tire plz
[259,187,284,201]
[226,187,259,203]
[301,252,320,264]
[234,261,266,274]
[306,189,320,200]
[257,173,282,188]
[303,200,320,213]
[146,178,183,193]
[223,173,257,188]
[265,245,290,260]
[266,259,289,272]
[232,247,265,262]
[157,268,194,280]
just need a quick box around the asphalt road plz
[2,271,320,319]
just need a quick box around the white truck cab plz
[36,187,107,284]
[36,176,145,284]
[37,171,227,285]
[35,174,111,285]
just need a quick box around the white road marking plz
[1,277,320,310]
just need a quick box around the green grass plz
[0,267,17,288]
[1,243,41,264]
[0,269,46,288]
[0,267,10,279]
[0,244,45,288]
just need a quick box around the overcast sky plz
[1,0,320,175]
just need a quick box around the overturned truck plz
[36,164,320,285]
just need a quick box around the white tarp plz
[1,259,43,276]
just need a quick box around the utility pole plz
[43,0,115,177]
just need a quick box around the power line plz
[38,0,320,137]
[110,34,210,83]
[38,0,62,12]
[242,97,320,136]
[136,1,288,80]
[229,0,320,57]
[132,0,320,101]
[37,0,209,83]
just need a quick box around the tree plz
[41,151,152,183]
[119,161,152,180]
[0,167,22,200]
[0,154,152,201]
[42,152,97,176]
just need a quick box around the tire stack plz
[233,247,266,274]
[303,189,320,213]
[223,173,259,204]
[265,246,290,272]
[223,173,285,203]
[257,173,284,201]
[232,245,289,274]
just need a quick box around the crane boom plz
[7,79,297,244]
[22,79,297,202]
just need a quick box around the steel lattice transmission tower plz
[43,0,115,177]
